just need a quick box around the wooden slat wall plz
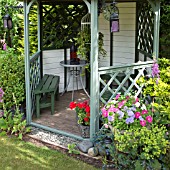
[43,49,86,93]
[98,2,136,67]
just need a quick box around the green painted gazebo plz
[22,0,160,140]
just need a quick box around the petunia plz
[139,116,144,121]
[146,116,153,123]
[77,103,84,109]
[125,117,134,124]
[135,102,140,108]
[118,100,126,108]
[123,106,128,111]
[142,110,148,114]
[104,124,109,128]
[140,120,146,127]
[101,108,108,117]
[127,110,134,117]
[135,112,141,119]
[141,104,147,110]
[108,115,114,122]
[115,94,120,100]
[108,106,119,113]
[117,110,124,119]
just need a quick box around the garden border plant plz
[0,48,25,109]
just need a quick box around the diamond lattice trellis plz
[30,55,41,115]
[137,2,154,55]
[42,3,87,49]
[99,62,154,105]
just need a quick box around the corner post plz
[148,0,161,59]
[24,0,31,124]
[90,0,99,140]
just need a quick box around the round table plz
[60,60,90,101]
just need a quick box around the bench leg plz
[51,93,55,115]
[36,94,41,118]
[55,87,59,101]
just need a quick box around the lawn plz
[0,136,100,170]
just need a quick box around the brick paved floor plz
[33,90,89,136]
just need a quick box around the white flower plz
[141,104,147,110]
[135,102,140,108]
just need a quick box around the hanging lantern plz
[110,2,119,32]
[3,14,13,29]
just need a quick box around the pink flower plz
[140,120,146,127]
[135,97,139,103]
[135,112,141,119]
[115,94,120,100]
[108,106,119,113]
[101,108,108,117]
[142,110,148,114]
[126,96,130,100]
[104,124,109,128]
[118,100,126,108]
[146,116,153,123]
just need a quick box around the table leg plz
[60,68,71,96]
[72,68,75,101]
[80,67,90,98]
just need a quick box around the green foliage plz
[0,48,25,109]
[0,94,31,140]
[138,58,170,125]
[76,29,107,60]
[68,143,80,154]
[109,125,169,169]
[160,0,170,59]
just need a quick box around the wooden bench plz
[34,74,60,118]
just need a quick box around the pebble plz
[30,127,81,148]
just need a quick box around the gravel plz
[29,127,81,148]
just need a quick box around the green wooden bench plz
[34,74,60,118]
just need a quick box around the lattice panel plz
[30,56,41,115]
[42,3,87,49]
[99,62,153,105]
[137,1,154,55]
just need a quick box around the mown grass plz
[0,136,100,170]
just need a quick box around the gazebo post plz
[90,0,99,140]
[148,0,161,59]
[24,0,32,124]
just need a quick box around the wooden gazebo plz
[22,0,161,140]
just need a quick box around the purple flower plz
[130,106,136,111]
[0,88,4,103]
[117,110,124,119]
[139,116,144,121]
[123,106,128,111]
[125,117,134,124]
[152,62,160,78]
[108,115,114,122]
[127,110,134,117]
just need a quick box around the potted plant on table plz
[70,100,90,138]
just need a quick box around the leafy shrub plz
[0,90,30,140]
[0,48,25,109]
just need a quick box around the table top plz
[60,60,88,68]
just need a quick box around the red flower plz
[77,103,83,109]
[85,106,90,113]
[84,117,89,122]
[69,102,76,109]
[86,112,90,117]
[82,100,88,108]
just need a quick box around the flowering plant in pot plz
[70,100,90,138]
[70,100,90,126]
[101,93,153,131]
[100,93,170,169]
